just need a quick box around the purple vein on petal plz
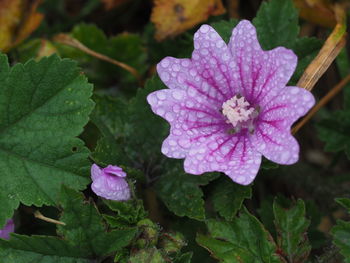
[252,68,278,105]
[256,126,281,145]
[185,81,222,103]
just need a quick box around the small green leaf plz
[212,176,252,220]
[103,199,148,228]
[273,198,311,262]
[0,54,94,227]
[156,161,218,220]
[196,207,285,263]
[129,248,165,263]
[332,198,350,262]
[253,0,299,50]
[58,186,137,256]
[210,19,238,43]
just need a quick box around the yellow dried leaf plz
[151,0,226,41]
[0,0,43,52]
[293,0,336,28]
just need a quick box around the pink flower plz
[91,164,131,201]
[147,20,315,185]
[0,219,14,240]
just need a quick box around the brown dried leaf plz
[101,0,131,10]
[0,0,43,52]
[151,0,226,41]
[293,0,336,28]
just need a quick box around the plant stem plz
[34,210,66,226]
[54,33,143,86]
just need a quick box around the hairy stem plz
[54,33,143,86]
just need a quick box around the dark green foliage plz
[252,0,321,85]
[211,176,252,220]
[331,198,350,262]
[1,0,346,262]
[91,76,168,170]
[57,186,137,257]
[253,0,299,50]
[197,207,285,263]
[156,162,219,220]
[0,54,94,227]
[290,37,323,84]
[103,199,148,228]
[0,187,136,262]
[58,23,147,87]
[273,198,311,262]
[317,49,350,158]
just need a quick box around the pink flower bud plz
[91,164,130,201]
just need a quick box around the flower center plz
[222,95,259,133]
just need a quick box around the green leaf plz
[316,110,350,158]
[273,198,311,262]
[91,94,129,166]
[57,23,147,87]
[124,77,169,162]
[196,207,284,263]
[210,19,238,43]
[0,54,94,227]
[103,199,148,228]
[58,186,137,257]
[257,197,276,237]
[253,0,299,50]
[212,176,252,220]
[0,234,91,263]
[156,161,218,220]
[336,198,350,212]
[251,0,322,86]
[72,24,147,84]
[290,37,322,85]
[332,221,350,262]
[91,94,127,136]
[332,198,350,262]
[316,48,350,158]
[0,187,136,262]
[91,77,168,169]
